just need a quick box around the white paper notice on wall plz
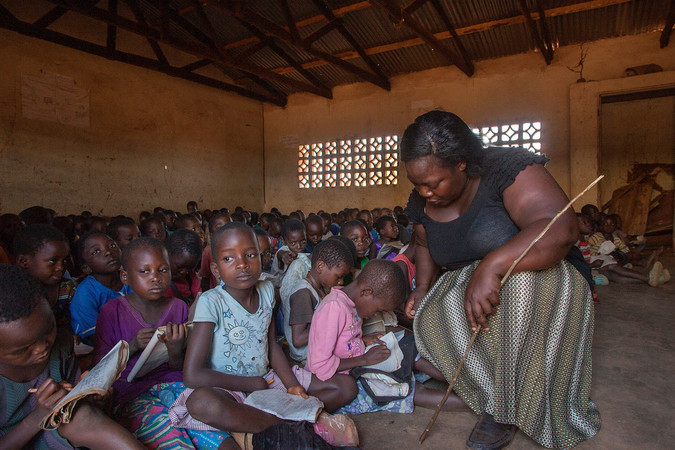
[280,134,299,148]
[410,99,434,110]
[21,71,90,128]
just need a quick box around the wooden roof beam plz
[123,0,168,66]
[309,0,389,85]
[188,0,288,103]
[279,0,299,42]
[107,0,117,50]
[219,1,390,90]
[181,59,212,71]
[660,0,675,48]
[428,0,474,77]
[0,7,286,106]
[303,16,342,45]
[535,0,555,57]
[41,0,330,98]
[236,19,331,94]
[368,0,473,76]
[33,6,68,28]
[518,0,553,64]
[403,0,429,15]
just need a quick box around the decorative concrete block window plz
[472,121,542,153]
[298,135,399,188]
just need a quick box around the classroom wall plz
[0,28,264,218]
[263,31,675,213]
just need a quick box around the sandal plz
[466,413,517,450]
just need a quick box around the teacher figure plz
[401,111,600,449]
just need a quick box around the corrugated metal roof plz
[1,0,671,104]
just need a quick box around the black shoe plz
[466,413,517,449]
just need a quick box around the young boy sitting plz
[70,231,130,345]
[270,219,308,279]
[0,265,144,450]
[13,224,75,329]
[283,238,353,363]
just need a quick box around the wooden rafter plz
[216,1,391,90]
[181,59,212,71]
[232,0,629,76]
[40,0,330,98]
[428,0,473,78]
[279,0,299,42]
[404,0,429,15]
[107,0,117,50]
[0,4,286,106]
[309,0,389,84]
[369,0,473,76]
[33,6,68,28]
[534,0,554,57]
[123,0,168,66]
[660,0,675,48]
[235,19,331,94]
[518,0,553,64]
[188,0,288,103]
[303,16,342,45]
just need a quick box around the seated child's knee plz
[186,387,229,421]
[337,375,358,402]
[58,402,106,438]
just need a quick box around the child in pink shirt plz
[306,259,404,383]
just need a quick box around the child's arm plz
[0,378,70,449]
[267,320,308,398]
[157,322,188,370]
[291,323,310,348]
[183,322,267,392]
[335,344,390,372]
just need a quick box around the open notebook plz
[126,322,193,382]
[40,340,129,430]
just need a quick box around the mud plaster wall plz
[263,32,675,213]
[0,29,264,217]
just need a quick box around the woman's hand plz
[464,261,502,331]
[286,385,309,399]
[129,327,156,354]
[404,287,427,320]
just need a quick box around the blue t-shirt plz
[193,281,275,376]
[70,276,130,345]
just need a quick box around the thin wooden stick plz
[419,175,603,444]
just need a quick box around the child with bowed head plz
[70,231,130,345]
[0,265,143,450]
[284,237,354,363]
[169,223,358,447]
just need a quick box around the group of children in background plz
[2,200,670,449]
[1,202,453,450]
[574,204,670,304]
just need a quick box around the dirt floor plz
[351,252,675,450]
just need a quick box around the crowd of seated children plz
[9,200,669,449]
[576,206,670,288]
[0,265,144,450]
